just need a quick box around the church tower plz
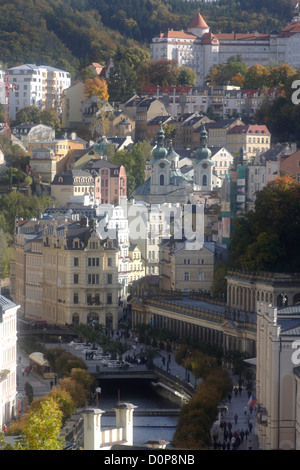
[150,124,171,195]
[193,125,213,191]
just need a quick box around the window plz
[88,274,99,284]
[107,293,112,304]
[74,258,79,267]
[184,272,190,281]
[108,258,112,266]
[74,274,79,284]
[74,293,78,304]
[202,175,207,186]
[160,174,164,186]
[107,274,112,284]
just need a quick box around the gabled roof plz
[278,21,300,37]
[205,118,239,129]
[201,32,219,45]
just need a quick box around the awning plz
[29,352,49,367]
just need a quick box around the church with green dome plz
[134,124,219,204]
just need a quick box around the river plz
[97,378,180,447]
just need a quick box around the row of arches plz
[228,284,300,312]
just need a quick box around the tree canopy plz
[84,76,109,100]
[0,0,295,79]
[229,175,300,272]
[208,57,297,90]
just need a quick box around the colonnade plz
[131,302,256,357]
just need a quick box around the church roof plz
[170,168,192,184]
[189,12,209,29]
[134,177,151,196]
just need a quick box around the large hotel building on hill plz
[150,11,300,85]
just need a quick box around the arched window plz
[160,174,164,186]
[202,174,207,186]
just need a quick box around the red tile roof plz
[159,30,197,39]
[215,32,270,41]
[189,12,209,29]
[278,20,300,37]
[201,32,219,45]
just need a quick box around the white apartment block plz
[0,295,19,429]
[151,12,300,85]
[7,64,71,120]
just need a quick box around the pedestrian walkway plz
[211,384,260,450]
[16,348,51,398]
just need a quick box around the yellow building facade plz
[11,219,120,329]
[128,244,145,285]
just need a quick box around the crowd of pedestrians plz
[211,383,258,450]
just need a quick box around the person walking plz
[234,413,238,425]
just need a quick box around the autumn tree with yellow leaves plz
[84,76,109,101]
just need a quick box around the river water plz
[97,379,180,447]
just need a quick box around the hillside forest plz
[0,0,297,78]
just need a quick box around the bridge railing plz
[152,365,195,397]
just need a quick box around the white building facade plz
[0,295,19,429]
[256,302,300,450]
[7,64,71,120]
[151,12,300,85]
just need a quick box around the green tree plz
[14,105,41,125]
[229,175,300,271]
[0,191,52,236]
[109,141,149,198]
[16,396,64,450]
[207,55,248,85]
[211,262,228,298]
[243,64,271,89]
[137,59,179,88]
[163,123,177,144]
[177,67,197,86]
[40,108,61,134]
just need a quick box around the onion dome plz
[195,125,212,163]
[152,124,168,161]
